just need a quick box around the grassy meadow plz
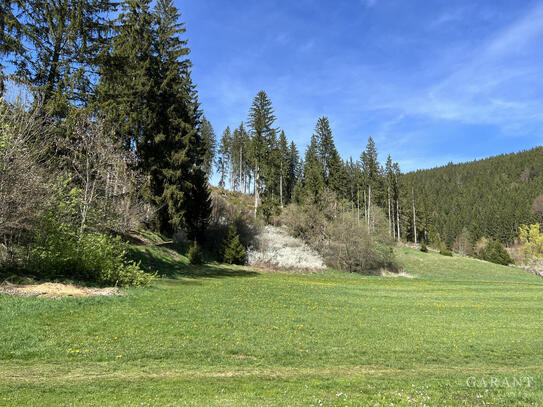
[1,241,543,406]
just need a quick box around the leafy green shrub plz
[440,248,453,256]
[31,221,152,287]
[221,225,246,265]
[29,184,153,287]
[420,242,428,252]
[188,241,204,265]
[478,239,513,265]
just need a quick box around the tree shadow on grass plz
[128,242,258,280]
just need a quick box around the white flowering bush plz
[247,226,325,271]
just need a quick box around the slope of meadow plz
[0,243,542,406]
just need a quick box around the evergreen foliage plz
[248,90,277,214]
[217,126,232,188]
[11,0,116,117]
[315,117,344,196]
[478,240,513,265]
[302,134,325,203]
[187,240,204,265]
[98,0,210,239]
[221,225,246,265]
[200,116,216,177]
[403,147,543,245]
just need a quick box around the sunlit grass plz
[1,246,542,406]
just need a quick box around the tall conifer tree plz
[248,90,276,216]
[13,0,116,117]
[200,116,216,177]
[303,134,325,203]
[217,126,232,189]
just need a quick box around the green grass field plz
[1,243,543,406]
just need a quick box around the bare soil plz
[0,281,120,298]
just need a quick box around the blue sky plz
[178,0,543,172]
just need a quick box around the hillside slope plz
[403,146,543,246]
[397,247,540,282]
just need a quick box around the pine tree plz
[150,0,210,240]
[97,0,156,151]
[188,240,204,265]
[217,126,232,189]
[230,123,248,192]
[248,91,276,216]
[14,0,116,117]
[0,0,25,97]
[287,140,300,202]
[200,116,216,177]
[361,136,380,230]
[315,117,343,196]
[99,0,210,239]
[221,225,246,265]
[303,134,325,203]
[277,130,290,207]
[392,162,402,240]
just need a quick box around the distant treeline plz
[402,147,543,246]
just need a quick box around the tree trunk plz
[412,187,417,244]
[254,165,259,217]
[239,147,243,192]
[396,199,401,241]
[388,186,392,236]
[368,185,372,230]
[229,157,234,191]
[357,187,360,225]
[363,189,367,225]
[280,174,283,208]
[392,209,396,240]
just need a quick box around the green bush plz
[31,222,152,287]
[188,241,204,265]
[420,242,428,252]
[440,248,453,257]
[479,239,513,265]
[29,186,153,287]
[221,225,246,265]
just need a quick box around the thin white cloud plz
[381,3,543,128]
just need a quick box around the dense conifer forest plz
[403,147,543,246]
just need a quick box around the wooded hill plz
[403,147,543,247]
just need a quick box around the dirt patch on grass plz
[0,281,120,298]
[380,270,415,278]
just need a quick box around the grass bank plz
[0,242,542,406]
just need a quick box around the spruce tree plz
[248,91,276,216]
[287,140,300,202]
[303,134,325,203]
[150,0,210,240]
[217,126,232,189]
[230,124,245,191]
[361,136,380,229]
[97,0,156,151]
[278,130,290,207]
[13,0,116,117]
[314,116,343,197]
[221,225,246,265]
[98,0,210,240]
[0,0,25,97]
[200,116,216,177]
